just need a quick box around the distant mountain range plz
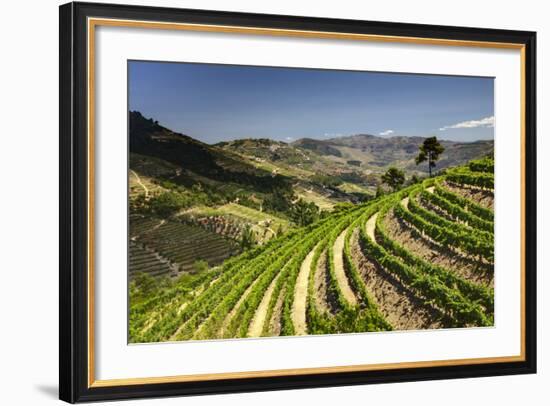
[130,111,493,204]
[292,134,493,173]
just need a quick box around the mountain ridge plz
[129,111,493,204]
[291,133,493,172]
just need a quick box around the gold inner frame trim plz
[87,17,527,388]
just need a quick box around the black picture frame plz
[60,1,537,403]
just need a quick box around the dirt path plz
[366,212,378,241]
[314,250,333,313]
[267,289,285,336]
[130,169,149,197]
[332,228,358,306]
[248,273,281,337]
[151,219,166,232]
[291,245,318,335]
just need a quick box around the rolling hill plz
[130,111,291,192]
[128,112,494,292]
[292,134,494,173]
[129,157,495,342]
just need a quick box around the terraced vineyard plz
[130,159,495,343]
[129,241,174,279]
[185,203,290,243]
[130,215,239,277]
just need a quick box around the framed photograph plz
[59,2,537,403]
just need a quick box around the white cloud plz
[439,116,494,131]
[378,129,394,136]
[284,136,294,142]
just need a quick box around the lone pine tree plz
[416,136,445,177]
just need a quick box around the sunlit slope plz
[129,158,495,342]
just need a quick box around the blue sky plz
[129,60,494,144]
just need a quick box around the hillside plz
[129,157,495,342]
[292,134,494,173]
[215,132,493,202]
[215,138,351,180]
[128,113,494,295]
[129,113,352,283]
[130,111,291,192]
[128,114,376,270]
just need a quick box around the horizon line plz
[130,110,495,146]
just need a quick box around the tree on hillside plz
[239,224,256,251]
[382,167,405,191]
[415,136,445,177]
[133,272,158,297]
[408,174,421,185]
[148,191,189,217]
[263,188,293,214]
[290,199,320,227]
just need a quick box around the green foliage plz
[375,200,493,313]
[234,193,261,211]
[338,171,366,184]
[310,173,343,188]
[343,209,393,330]
[262,188,294,214]
[196,236,299,340]
[200,215,349,340]
[132,272,160,298]
[146,234,294,342]
[136,190,205,217]
[332,202,355,213]
[409,188,493,244]
[304,203,392,335]
[262,211,359,336]
[469,157,494,173]
[159,179,178,190]
[192,259,209,274]
[446,168,494,189]
[434,179,493,222]
[420,189,493,233]
[395,190,494,262]
[416,136,445,176]
[239,224,256,251]
[382,167,405,191]
[408,174,421,185]
[128,269,219,341]
[359,223,491,327]
[289,199,320,227]
[130,159,494,343]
